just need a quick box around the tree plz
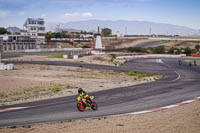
[128,47,146,53]
[0,28,10,35]
[168,47,181,54]
[45,32,67,41]
[153,46,165,54]
[195,44,200,52]
[168,47,175,54]
[184,47,192,56]
[101,28,112,37]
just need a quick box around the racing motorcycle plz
[77,96,98,112]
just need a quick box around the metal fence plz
[2,43,63,52]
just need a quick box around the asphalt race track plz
[0,58,200,127]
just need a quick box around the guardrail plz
[116,54,186,59]
[149,37,200,41]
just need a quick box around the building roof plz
[24,18,45,27]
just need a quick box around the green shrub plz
[0,92,5,97]
[9,126,17,128]
[184,47,192,56]
[65,84,72,89]
[50,84,62,93]
[128,47,145,53]
[168,47,181,54]
[110,54,116,62]
[128,72,153,78]
[110,54,116,59]
[153,46,165,54]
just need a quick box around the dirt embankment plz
[103,38,158,49]
[161,41,200,50]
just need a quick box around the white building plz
[116,31,124,37]
[23,18,46,44]
[80,34,94,38]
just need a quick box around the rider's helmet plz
[78,88,83,94]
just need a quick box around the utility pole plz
[0,42,3,63]
[125,27,127,35]
[149,28,152,35]
[98,26,100,34]
[56,25,60,32]
[0,49,1,63]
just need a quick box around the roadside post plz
[194,60,197,66]
[0,42,3,63]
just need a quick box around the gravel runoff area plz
[1,100,200,133]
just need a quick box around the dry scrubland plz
[162,41,200,50]
[102,38,159,49]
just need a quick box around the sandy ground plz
[1,100,200,133]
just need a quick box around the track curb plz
[126,97,200,115]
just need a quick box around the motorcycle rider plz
[178,60,182,65]
[189,62,192,67]
[194,60,197,66]
[77,88,91,106]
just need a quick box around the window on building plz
[30,27,37,31]
[38,21,44,25]
[39,27,45,31]
[37,33,46,36]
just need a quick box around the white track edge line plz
[171,70,181,82]
[126,97,200,115]
[0,107,28,113]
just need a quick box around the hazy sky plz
[0,0,199,29]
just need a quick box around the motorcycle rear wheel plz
[91,101,98,110]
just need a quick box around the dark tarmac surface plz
[0,57,200,127]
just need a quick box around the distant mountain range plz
[46,20,199,36]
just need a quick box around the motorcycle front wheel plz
[77,103,85,112]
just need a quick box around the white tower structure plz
[95,35,103,49]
